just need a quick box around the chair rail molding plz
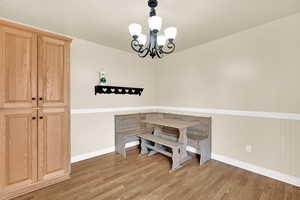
[71,106,157,114]
[71,106,300,120]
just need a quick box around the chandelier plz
[128,0,177,59]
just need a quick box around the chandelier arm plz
[131,39,143,53]
[155,47,163,59]
[139,45,148,54]
[138,47,150,58]
[160,40,176,54]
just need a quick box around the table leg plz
[178,128,191,163]
[140,138,149,155]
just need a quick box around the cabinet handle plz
[39,116,44,119]
[32,97,36,100]
[32,117,36,120]
[39,97,43,101]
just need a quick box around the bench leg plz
[140,139,149,156]
[170,147,181,172]
[199,139,211,165]
[148,126,162,156]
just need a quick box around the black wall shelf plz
[95,85,144,96]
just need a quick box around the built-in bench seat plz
[138,133,182,149]
[187,133,210,165]
[115,113,155,157]
[116,127,153,157]
[138,133,182,171]
[119,127,154,137]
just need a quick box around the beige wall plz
[157,13,300,113]
[71,38,156,109]
[70,38,156,156]
[71,112,114,156]
[156,13,300,178]
[71,109,155,157]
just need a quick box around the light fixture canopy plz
[128,0,177,59]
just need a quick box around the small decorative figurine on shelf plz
[99,72,107,85]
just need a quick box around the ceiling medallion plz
[128,0,177,59]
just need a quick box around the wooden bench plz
[115,113,154,157]
[115,128,153,157]
[187,134,210,165]
[138,133,183,171]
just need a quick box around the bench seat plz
[138,133,182,148]
[138,133,183,172]
[117,127,154,137]
[115,127,153,157]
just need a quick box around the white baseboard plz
[71,141,139,163]
[211,153,300,187]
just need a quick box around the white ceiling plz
[0,0,300,52]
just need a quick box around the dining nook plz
[115,112,212,171]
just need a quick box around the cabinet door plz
[38,35,70,108]
[0,109,37,193]
[37,108,70,181]
[0,25,37,109]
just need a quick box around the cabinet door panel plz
[0,109,37,193]
[38,36,70,108]
[38,108,70,181]
[0,26,37,109]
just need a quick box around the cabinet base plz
[0,175,70,200]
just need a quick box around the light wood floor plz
[13,148,300,200]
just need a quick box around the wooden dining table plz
[142,118,200,163]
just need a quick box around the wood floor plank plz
[12,149,300,200]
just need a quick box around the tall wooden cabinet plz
[0,20,71,200]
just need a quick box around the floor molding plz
[71,106,300,120]
[211,153,300,187]
[71,141,139,163]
